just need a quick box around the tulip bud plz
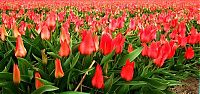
[35,72,44,89]
[128,44,133,53]
[92,64,104,89]
[184,47,194,59]
[55,58,64,78]
[79,31,95,55]
[113,33,125,54]
[13,64,20,84]
[120,59,134,81]
[59,40,70,57]
[41,25,50,40]
[15,36,27,57]
[0,25,8,41]
[13,24,21,38]
[100,32,114,55]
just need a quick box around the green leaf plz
[0,49,13,71]
[46,40,56,53]
[104,73,114,93]
[117,85,129,94]
[143,78,168,90]
[60,91,89,94]
[36,78,54,85]
[31,85,59,94]
[47,52,61,59]
[100,51,115,65]
[70,53,80,68]
[118,47,142,67]
[32,54,42,63]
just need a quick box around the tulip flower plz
[100,32,114,55]
[92,64,104,89]
[35,72,44,89]
[147,41,160,59]
[141,43,148,56]
[55,58,64,78]
[60,24,70,45]
[120,59,134,81]
[59,40,70,57]
[79,31,95,55]
[113,33,125,54]
[128,44,133,53]
[13,63,20,84]
[184,47,194,59]
[0,25,7,41]
[41,24,51,40]
[15,36,27,57]
[13,24,21,38]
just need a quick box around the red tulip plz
[120,59,134,81]
[141,43,148,56]
[147,41,160,59]
[15,36,27,57]
[13,63,20,84]
[184,47,194,59]
[128,44,133,53]
[113,33,125,54]
[100,32,114,55]
[129,18,136,30]
[55,58,64,78]
[79,31,95,55]
[92,64,104,89]
[35,72,44,89]
[177,36,187,47]
[59,40,70,57]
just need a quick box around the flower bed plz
[0,0,199,94]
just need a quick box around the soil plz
[170,77,199,94]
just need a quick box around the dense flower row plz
[0,0,199,93]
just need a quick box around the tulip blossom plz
[120,59,134,81]
[128,44,134,53]
[184,47,194,59]
[147,41,160,59]
[141,43,148,56]
[100,32,114,55]
[35,72,44,89]
[55,58,64,78]
[0,25,7,41]
[113,33,125,54]
[79,31,95,55]
[13,24,21,38]
[13,63,20,84]
[41,24,51,40]
[92,64,104,89]
[59,40,70,57]
[15,36,27,57]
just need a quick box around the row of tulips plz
[0,1,200,94]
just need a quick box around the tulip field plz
[0,0,200,94]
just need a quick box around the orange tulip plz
[15,36,27,57]
[55,58,64,78]
[13,24,21,38]
[59,40,70,57]
[13,64,20,84]
[35,72,44,89]
[0,25,7,41]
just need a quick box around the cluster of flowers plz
[0,0,199,90]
